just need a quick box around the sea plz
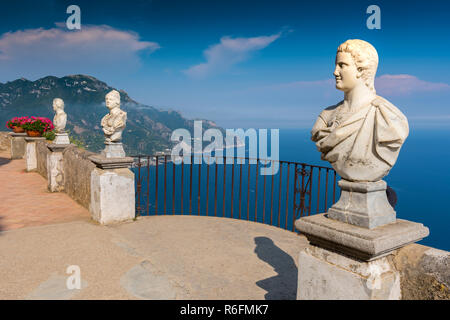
[133,128,450,251]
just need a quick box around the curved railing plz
[131,154,339,232]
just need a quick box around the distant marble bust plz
[311,39,409,182]
[101,90,127,143]
[53,98,67,133]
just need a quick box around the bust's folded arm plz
[311,116,330,142]
[311,103,342,144]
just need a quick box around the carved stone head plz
[53,98,65,112]
[105,90,121,111]
[334,39,379,93]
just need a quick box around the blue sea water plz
[134,128,450,251]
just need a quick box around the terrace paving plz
[0,150,90,231]
[0,150,308,300]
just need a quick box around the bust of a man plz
[101,90,127,143]
[311,39,409,182]
[53,98,67,133]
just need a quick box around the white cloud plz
[266,74,450,97]
[184,33,281,78]
[375,74,450,96]
[0,24,160,82]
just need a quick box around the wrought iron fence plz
[132,154,339,232]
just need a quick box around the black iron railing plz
[132,154,339,232]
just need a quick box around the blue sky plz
[0,0,449,128]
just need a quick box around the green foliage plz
[42,130,56,141]
[66,130,86,149]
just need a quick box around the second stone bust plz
[53,98,67,133]
[52,98,70,145]
[101,90,127,143]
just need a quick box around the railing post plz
[136,156,142,216]
[292,163,298,231]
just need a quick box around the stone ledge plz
[24,137,46,142]
[9,132,27,137]
[89,155,134,169]
[47,143,73,152]
[295,213,429,261]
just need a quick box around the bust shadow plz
[254,237,298,300]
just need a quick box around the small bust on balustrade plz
[311,39,409,182]
[53,98,67,133]
[101,90,127,143]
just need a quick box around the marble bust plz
[101,90,127,143]
[311,39,409,182]
[53,98,67,133]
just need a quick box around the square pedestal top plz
[295,213,429,261]
[9,132,27,137]
[24,137,46,142]
[47,143,73,152]
[89,155,134,169]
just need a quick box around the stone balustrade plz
[5,132,135,225]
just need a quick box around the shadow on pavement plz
[0,216,4,234]
[0,156,11,167]
[254,236,298,300]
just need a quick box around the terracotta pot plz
[26,130,42,137]
[12,126,25,133]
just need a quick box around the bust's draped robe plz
[101,109,127,142]
[311,96,409,182]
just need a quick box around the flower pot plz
[26,130,42,137]
[12,126,25,133]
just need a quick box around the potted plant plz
[6,116,29,133]
[22,117,54,137]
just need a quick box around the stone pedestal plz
[101,142,126,158]
[24,137,46,172]
[298,244,401,300]
[295,214,429,300]
[328,179,395,229]
[9,132,26,159]
[53,132,70,145]
[88,155,135,225]
[46,144,72,192]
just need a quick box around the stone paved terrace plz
[0,149,90,231]
[0,148,308,300]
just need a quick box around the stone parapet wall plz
[62,146,97,210]
[36,140,50,179]
[0,131,11,154]
[394,243,450,300]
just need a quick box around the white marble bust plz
[311,39,409,182]
[53,98,67,133]
[101,90,127,143]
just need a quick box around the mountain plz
[0,75,223,155]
